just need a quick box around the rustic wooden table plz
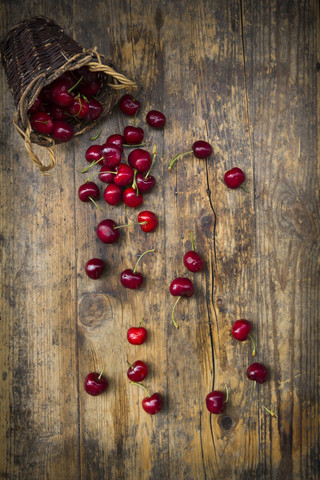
[0,1,319,479]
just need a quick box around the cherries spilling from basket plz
[28,66,104,142]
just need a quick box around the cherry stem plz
[35,120,50,124]
[138,318,145,327]
[90,120,101,141]
[85,172,98,182]
[68,75,83,93]
[133,249,156,274]
[145,144,157,178]
[248,334,256,356]
[123,142,146,147]
[89,197,102,211]
[133,86,143,101]
[98,364,106,380]
[168,150,193,171]
[224,385,229,403]
[132,168,139,195]
[81,157,103,173]
[129,381,150,397]
[262,406,277,418]
[126,360,134,369]
[191,231,195,251]
[171,296,181,328]
[133,110,138,127]
[113,223,135,230]
[240,185,249,193]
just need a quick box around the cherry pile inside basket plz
[27,66,103,142]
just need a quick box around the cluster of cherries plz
[28,66,103,142]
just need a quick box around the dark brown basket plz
[0,16,137,172]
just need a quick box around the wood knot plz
[79,293,114,328]
[221,416,232,430]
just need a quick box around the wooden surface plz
[0,1,319,479]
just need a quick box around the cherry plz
[51,121,74,142]
[50,78,74,107]
[78,79,101,97]
[30,111,54,134]
[127,360,148,382]
[85,145,104,165]
[127,320,147,345]
[76,66,99,83]
[128,149,152,173]
[122,187,143,208]
[100,143,122,168]
[146,110,166,128]
[206,388,228,414]
[231,319,256,356]
[130,382,163,415]
[96,219,132,244]
[113,164,134,186]
[50,104,68,120]
[28,95,43,115]
[78,181,100,209]
[136,173,156,193]
[121,249,155,290]
[224,167,246,190]
[103,183,122,206]
[66,96,89,119]
[85,258,105,279]
[98,165,116,184]
[58,71,77,89]
[123,126,144,145]
[168,140,213,170]
[246,362,268,384]
[169,277,194,328]
[137,211,158,232]
[87,98,103,121]
[119,93,141,116]
[183,232,204,272]
[84,365,108,396]
[106,134,124,152]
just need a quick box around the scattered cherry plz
[136,173,156,193]
[106,134,124,152]
[206,388,228,414]
[84,365,108,396]
[113,164,134,186]
[130,381,164,415]
[98,165,116,184]
[119,93,141,116]
[85,258,105,279]
[168,140,213,170]
[231,319,256,356]
[224,167,246,190]
[127,320,147,345]
[246,362,268,384]
[30,112,54,134]
[85,145,103,164]
[121,248,155,290]
[124,126,144,145]
[137,211,158,232]
[96,219,120,244]
[103,184,122,206]
[169,277,194,328]
[78,182,100,209]
[127,360,148,382]
[101,143,122,168]
[128,149,152,173]
[183,232,204,272]
[146,110,166,128]
[122,187,143,208]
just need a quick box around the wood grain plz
[0,0,319,479]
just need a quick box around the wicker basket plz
[0,16,137,172]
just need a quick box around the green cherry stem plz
[133,249,156,274]
[81,157,104,173]
[130,381,151,397]
[127,360,134,370]
[240,185,249,193]
[248,334,256,356]
[89,197,102,211]
[133,86,143,102]
[113,221,147,230]
[191,231,195,251]
[171,296,181,329]
[138,318,145,327]
[35,120,50,124]
[168,150,193,171]
[224,385,229,403]
[262,406,277,418]
[123,142,146,147]
[98,363,106,380]
[68,75,83,93]
[132,168,139,195]
[145,144,157,178]
[90,120,101,141]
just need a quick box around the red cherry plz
[142,392,164,415]
[85,258,105,279]
[100,143,122,168]
[28,96,43,115]
[123,126,144,145]
[96,219,120,244]
[169,277,194,328]
[119,94,141,116]
[103,184,122,206]
[137,211,158,232]
[113,164,134,186]
[85,145,103,165]
[224,167,246,189]
[30,111,54,134]
[122,187,143,208]
[136,173,156,193]
[78,182,100,202]
[246,362,268,384]
[78,79,101,97]
[206,390,227,414]
[168,140,213,170]
[128,149,152,173]
[106,134,124,152]
[184,251,204,272]
[231,319,252,341]
[66,96,89,119]
[146,110,166,128]
[76,66,99,83]
[98,165,116,184]
[127,360,148,382]
[84,369,108,396]
[50,78,74,107]
[87,98,103,121]
[121,269,144,289]
[127,323,147,345]
[51,121,74,142]
[49,104,68,120]
[59,71,77,89]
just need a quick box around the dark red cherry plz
[78,79,101,97]
[224,167,246,189]
[128,149,152,173]
[58,71,76,89]
[137,211,158,232]
[28,95,42,115]
[121,269,144,289]
[78,182,100,202]
[100,143,122,168]
[76,66,99,84]
[206,390,227,414]
[87,98,103,121]
[119,94,141,116]
[246,362,268,384]
[85,258,105,279]
[50,78,74,107]
[122,187,143,208]
[123,126,144,145]
[184,251,204,272]
[84,370,108,396]
[127,324,147,345]
[98,165,116,184]
[51,121,74,142]
[85,145,103,164]
[136,173,156,193]
[127,360,148,382]
[49,104,68,120]
[146,110,166,128]
[170,277,194,297]
[96,219,120,244]
[103,184,122,206]
[30,112,54,134]
[231,319,252,341]
[113,164,134,186]
[192,140,213,159]
[142,392,164,415]
[106,134,124,152]
[66,96,89,119]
